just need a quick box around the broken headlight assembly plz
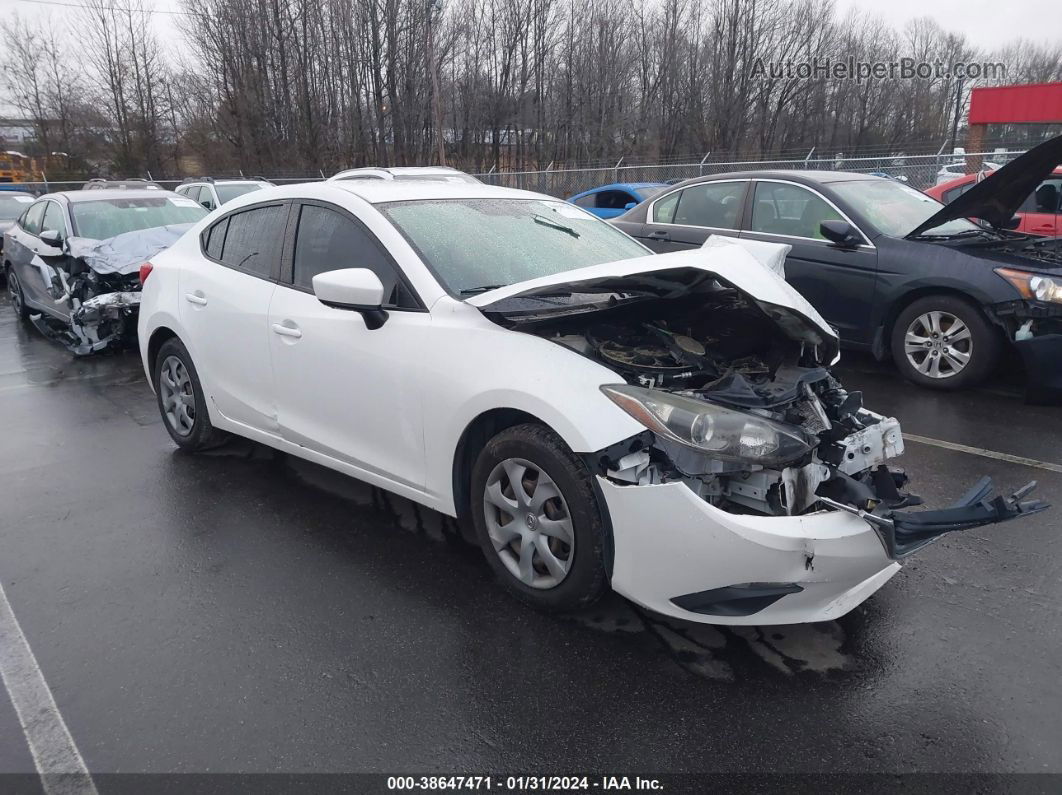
[996,267,1062,304]
[601,384,813,468]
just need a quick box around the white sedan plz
[137,180,1044,625]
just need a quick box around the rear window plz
[0,193,34,221]
[71,196,207,239]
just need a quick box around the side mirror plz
[312,268,388,329]
[200,200,214,210]
[820,220,862,248]
[39,229,64,248]
[1003,215,1021,230]
[623,202,637,210]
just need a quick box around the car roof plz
[47,188,183,203]
[227,180,549,207]
[681,170,881,186]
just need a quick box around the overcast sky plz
[833,0,1058,49]
[2,0,1059,84]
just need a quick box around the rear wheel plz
[471,424,609,612]
[6,266,30,322]
[890,295,999,390]
[153,337,227,451]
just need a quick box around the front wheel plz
[470,424,609,612]
[890,295,1000,390]
[6,266,30,322]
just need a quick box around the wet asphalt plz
[0,292,1060,780]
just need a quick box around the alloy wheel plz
[7,270,21,316]
[482,457,575,590]
[903,310,973,379]
[159,355,196,436]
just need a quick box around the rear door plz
[179,201,288,433]
[636,181,748,252]
[740,180,878,345]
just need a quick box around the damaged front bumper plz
[597,415,1048,625]
[991,299,1062,404]
[31,291,141,355]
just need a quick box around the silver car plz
[3,188,207,354]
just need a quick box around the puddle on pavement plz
[205,437,859,681]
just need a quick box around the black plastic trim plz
[670,582,803,617]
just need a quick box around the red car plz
[926,167,1062,237]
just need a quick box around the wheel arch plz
[451,407,616,580]
[879,286,1003,357]
[146,326,180,379]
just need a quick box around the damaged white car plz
[137,181,1047,625]
[4,189,207,354]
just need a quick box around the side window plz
[572,194,596,209]
[219,204,286,278]
[204,216,228,260]
[199,187,216,211]
[1023,178,1061,214]
[22,201,46,235]
[750,182,842,240]
[595,190,636,210]
[292,204,414,308]
[41,202,68,240]
[175,185,188,196]
[942,181,976,204]
[672,182,746,229]
[652,191,681,224]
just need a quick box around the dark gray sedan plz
[611,139,1062,400]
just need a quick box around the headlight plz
[601,384,814,467]
[995,268,1062,304]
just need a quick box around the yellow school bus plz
[0,151,32,183]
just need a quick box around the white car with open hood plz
[137,180,1046,625]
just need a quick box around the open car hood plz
[468,244,840,362]
[908,134,1062,237]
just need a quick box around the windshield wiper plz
[533,214,580,238]
[459,284,508,295]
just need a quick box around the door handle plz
[185,292,208,306]
[271,322,302,339]
[647,230,671,240]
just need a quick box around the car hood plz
[64,224,194,275]
[468,244,839,361]
[909,134,1062,237]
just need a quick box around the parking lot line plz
[903,433,1062,474]
[0,581,98,795]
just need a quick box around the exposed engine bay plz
[502,279,1047,559]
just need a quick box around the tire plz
[6,266,30,322]
[470,423,609,613]
[890,295,1000,390]
[153,337,227,451]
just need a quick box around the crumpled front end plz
[30,225,189,355]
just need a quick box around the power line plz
[11,0,192,16]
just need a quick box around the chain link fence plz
[3,149,1023,198]
[473,150,1024,198]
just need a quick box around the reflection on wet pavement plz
[210,436,859,683]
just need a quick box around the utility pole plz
[949,75,964,154]
[427,0,446,166]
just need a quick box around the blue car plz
[568,182,669,219]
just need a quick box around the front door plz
[741,181,878,345]
[267,201,429,492]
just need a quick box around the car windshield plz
[0,194,34,220]
[215,183,266,204]
[831,179,980,237]
[379,198,650,295]
[71,196,208,239]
